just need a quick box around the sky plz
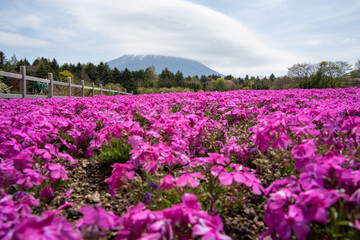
[0,0,359,77]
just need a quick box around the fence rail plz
[0,66,132,99]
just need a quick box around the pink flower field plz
[1,88,360,240]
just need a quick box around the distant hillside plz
[107,54,223,77]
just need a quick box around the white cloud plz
[305,39,322,46]
[340,38,356,45]
[31,0,298,76]
[0,31,50,47]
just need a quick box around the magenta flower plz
[292,139,316,160]
[46,163,68,182]
[302,189,338,223]
[147,219,174,239]
[105,163,135,196]
[78,206,118,230]
[159,174,175,190]
[175,172,203,188]
[34,148,52,162]
[218,169,263,195]
[272,135,292,150]
[207,153,230,166]
[40,186,55,199]
[354,220,360,231]
[292,139,316,171]
[16,168,46,188]
[193,215,231,240]
[13,210,81,240]
[299,164,327,190]
[182,193,202,211]
[276,205,310,240]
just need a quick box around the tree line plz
[1,51,359,95]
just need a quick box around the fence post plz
[117,87,120,95]
[48,72,53,98]
[92,83,95,96]
[108,85,111,96]
[100,84,103,95]
[81,80,85,97]
[131,90,133,95]
[67,77,72,97]
[20,66,26,98]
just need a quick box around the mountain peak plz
[107,55,223,77]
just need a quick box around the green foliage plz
[96,62,112,85]
[143,65,157,88]
[98,138,131,165]
[158,68,175,88]
[121,67,136,94]
[0,73,11,94]
[104,82,125,95]
[0,51,6,69]
[271,76,298,90]
[137,86,193,94]
[287,61,352,89]
[214,77,225,91]
[58,70,74,83]
[0,69,12,93]
[355,58,360,70]
[5,50,359,94]
[350,69,360,78]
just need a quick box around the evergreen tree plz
[35,62,49,78]
[144,66,156,87]
[121,68,136,93]
[269,73,275,82]
[158,68,174,88]
[175,70,184,87]
[225,75,233,80]
[51,58,59,74]
[16,59,30,72]
[112,68,122,85]
[0,51,6,69]
[85,63,98,82]
[96,62,112,84]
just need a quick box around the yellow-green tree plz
[214,78,225,91]
[58,70,74,83]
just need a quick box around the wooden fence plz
[0,66,132,99]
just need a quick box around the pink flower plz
[148,219,174,239]
[272,135,292,150]
[276,205,310,240]
[354,220,360,231]
[299,164,327,190]
[16,168,46,188]
[77,206,117,230]
[302,189,338,223]
[218,169,263,195]
[207,153,230,166]
[159,174,175,190]
[210,166,226,177]
[40,186,55,199]
[193,216,231,240]
[13,210,81,240]
[182,193,201,211]
[292,139,316,171]
[105,163,135,196]
[175,172,203,188]
[57,202,74,210]
[292,139,316,160]
[47,163,68,182]
[34,148,52,162]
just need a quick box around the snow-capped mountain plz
[107,54,223,77]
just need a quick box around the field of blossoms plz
[1,87,360,240]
